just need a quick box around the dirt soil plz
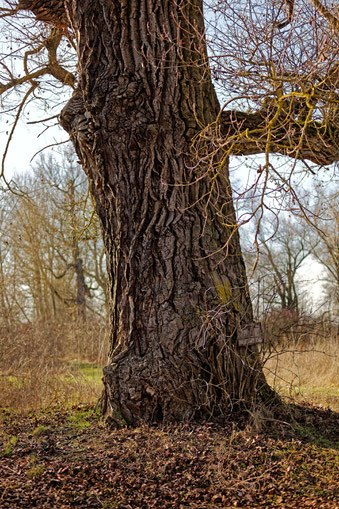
[0,404,338,508]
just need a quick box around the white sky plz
[0,114,67,180]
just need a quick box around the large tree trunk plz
[61,0,272,424]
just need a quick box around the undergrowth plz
[263,328,338,410]
[0,320,108,411]
[0,316,337,413]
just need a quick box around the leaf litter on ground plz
[0,403,338,508]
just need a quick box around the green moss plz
[32,425,50,437]
[212,272,240,311]
[3,375,24,388]
[294,425,338,449]
[67,408,94,429]
[2,436,18,457]
[27,463,45,479]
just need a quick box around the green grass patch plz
[64,361,103,385]
[2,436,18,457]
[1,374,25,388]
[294,424,338,449]
[32,425,50,437]
[67,407,96,429]
[27,463,45,479]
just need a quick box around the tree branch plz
[0,5,20,18]
[0,32,76,97]
[0,68,48,95]
[218,109,338,166]
[9,0,339,169]
[307,0,339,31]
[17,0,69,28]
[1,83,38,179]
[45,32,76,88]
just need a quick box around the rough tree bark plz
[22,0,276,424]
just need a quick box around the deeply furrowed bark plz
[55,0,274,424]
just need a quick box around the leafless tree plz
[247,215,317,313]
[0,149,107,322]
[307,184,339,316]
[0,0,338,423]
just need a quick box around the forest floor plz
[0,403,338,508]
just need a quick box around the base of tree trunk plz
[100,344,279,426]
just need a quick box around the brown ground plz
[0,404,338,508]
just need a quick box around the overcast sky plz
[0,116,68,179]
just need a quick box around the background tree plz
[31,149,107,320]
[0,191,23,325]
[0,148,107,323]
[241,213,319,348]
[307,184,339,318]
[245,215,316,314]
[0,0,338,424]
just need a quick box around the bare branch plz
[218,108,338,166]
[0,31,76,97]
[277,0,295,29]
[307,0,339,31]
[29,139,70,163]
[0,5,20,19]
[0,68,48,95]
[1,83,38,179]
[27,114,59,124]
[45,32,76,87]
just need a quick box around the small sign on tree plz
[238,323,263,347]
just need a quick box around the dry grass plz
[263,332,338,410]
[0,320,108,411]
[0,317,338,413]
